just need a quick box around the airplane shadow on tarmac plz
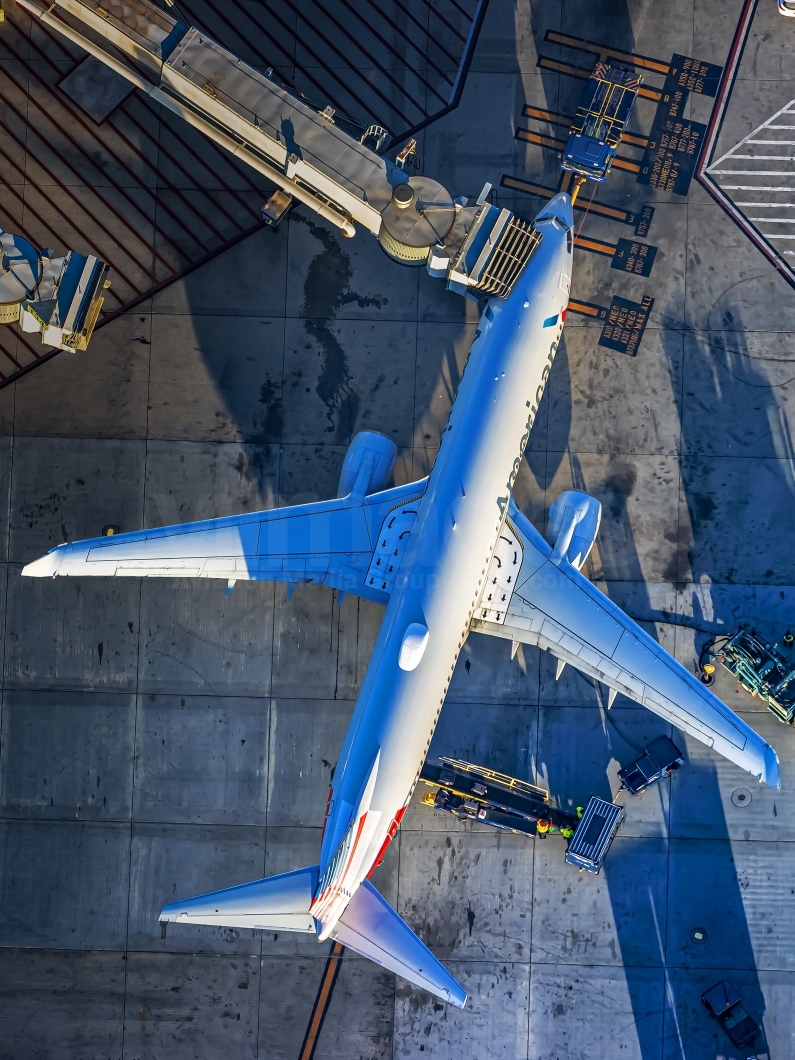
[518,325,775,1060]
[652,292,795,1060]
[517,0,778,1052]
[173,11,788,1053]
[653,299,795,1059]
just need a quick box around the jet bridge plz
[17,0,544,301]
[0,229,109,352]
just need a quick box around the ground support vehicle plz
[704,628,795,723]
[564,796,624,873]
[561,62,642,182]
[617,735,684,795]
[419,758,579,837]
[702,980,761,1049]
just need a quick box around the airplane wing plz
[21,479,428,605]
[470,499,781,787]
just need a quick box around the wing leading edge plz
[21,479,428,605]
[471,499,780,788]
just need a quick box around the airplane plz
[22,192,780,1009]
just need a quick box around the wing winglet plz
[22,547,65,578]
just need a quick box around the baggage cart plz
[565,795,624,873]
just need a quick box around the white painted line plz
[701,78,795,287]
[708,95,795,169]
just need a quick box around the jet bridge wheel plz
[377,225,431,266]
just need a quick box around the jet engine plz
[547,490,602,569]
[337,431,397,498]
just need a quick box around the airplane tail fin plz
[331,879,467,1008]
[159,865,318,933]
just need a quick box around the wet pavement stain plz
[297,216,387,443]
[603,461,637,517]
[688,490,718,529]
[230,448,275,502]
[250,375,283,443]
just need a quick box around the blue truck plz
[562,62,642,181]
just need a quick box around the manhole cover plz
[731,787,753,808]
[690,928,708,944]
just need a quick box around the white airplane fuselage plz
[311,195,574,938]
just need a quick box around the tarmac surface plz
[1,0,795,1057]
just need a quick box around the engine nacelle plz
[547,490,602,569]
[337,431,397,498]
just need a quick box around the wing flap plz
[519,562,624,657]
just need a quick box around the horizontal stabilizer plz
[159,866,318,932]
[332,879,466,1008]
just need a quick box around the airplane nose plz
[535,192,573,230]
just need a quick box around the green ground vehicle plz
[704,628,795,724]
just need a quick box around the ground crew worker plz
[536,818,551,836]
[560,826,574,839]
